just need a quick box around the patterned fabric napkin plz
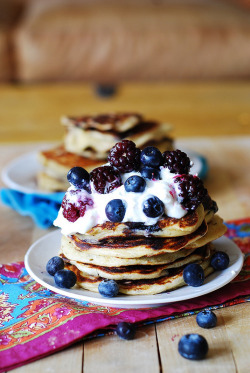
[0,189,64,229]
[0,218,249,372]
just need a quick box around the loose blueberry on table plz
[196,310,217,329]
[54,269,77,289]
[46,256,64,276]
[116,322,136,340]
[210,251,230,270]
[178,334,209,360]
[98,279,119,297]
[183,263,205,287]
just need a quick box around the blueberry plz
[196,310,217,329]
[141,167,160,180]
[124,175,146,193]
[105,199,126,222]
[98,279,119,297]
[141,146,163,167]
[183,263,204,287]
[178,334,208,360]
[67,167,90,192]
[143,196,164,218]
[46,256,64,276]
[210,251,230,270]
[54,269,77,288]
[116,322,136,340]
[95,84,116,98]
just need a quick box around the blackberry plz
[175,174,208,212]
[90,166,122,194]
[202,194,218,213]
[108,140,141,173]
[62,191,93,222]
[162,149,191,174]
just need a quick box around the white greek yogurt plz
[54,167,187,236]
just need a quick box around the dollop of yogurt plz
[54,168,187,236]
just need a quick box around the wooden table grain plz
[0,83,249,373]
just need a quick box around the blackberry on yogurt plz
[174,174,208,212]
[90,166,122,194]
[162,149,192,175]
[61,191,93,222]
[108,140,141,173]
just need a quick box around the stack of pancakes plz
[60,204,227,295]
[37,113,173,191]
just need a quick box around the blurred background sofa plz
[1,0,250,83]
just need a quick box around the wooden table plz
[0,83,249,373]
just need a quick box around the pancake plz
[65,253,214,295]
[61,245,211,281]
[68,219,208,259]
[186,215,227,249]
[81,204,205,241]
[37,145,103,191]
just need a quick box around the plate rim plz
[24,230,244,308]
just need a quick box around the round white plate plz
[2,150,207,195]
[25,231,244,309]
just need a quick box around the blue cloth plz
[0,189,64,229]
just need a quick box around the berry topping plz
[46,256,64,276]
[202,194,218,213]
[108,140,141,173]
[162,149,192,174]
[62,190,93,222]
[141,146,163,167]
[196,310,217,329]
[174,174,208,211]
[105,199,126,222]
[141,167,160,180]
[90,166,122,194]
[143,196,164,218]
[67,167,90,192]
[116,322,136,340]
[210,251,230,270]
[178,334,208,360]
[54,269,77,288]
[183,263,205,287]
[98,279,119,297]
[124,175,146,193]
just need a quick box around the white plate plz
[2,150,207,195]
[25,231,244,309]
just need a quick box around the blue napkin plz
[0,189,64,229]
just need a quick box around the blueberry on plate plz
[183,263,205,287]
[178,334,208,360]
[54,269,77,289]
[143,196,164,218]
[116,322,136,340]
[141,167,160,180]
[46,256,64,276]
[141,146,163,168]
[196,310,217,329]
[98,279,119,297]
[105,199,126,222]
[124,175,146,193]
[210,251,230,270]
[67,167,90,192]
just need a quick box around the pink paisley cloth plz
[0,218,249,372]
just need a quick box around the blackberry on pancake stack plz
[38,113,173,192]
[53,141,227,296]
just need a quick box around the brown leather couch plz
[1,0,250,82]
